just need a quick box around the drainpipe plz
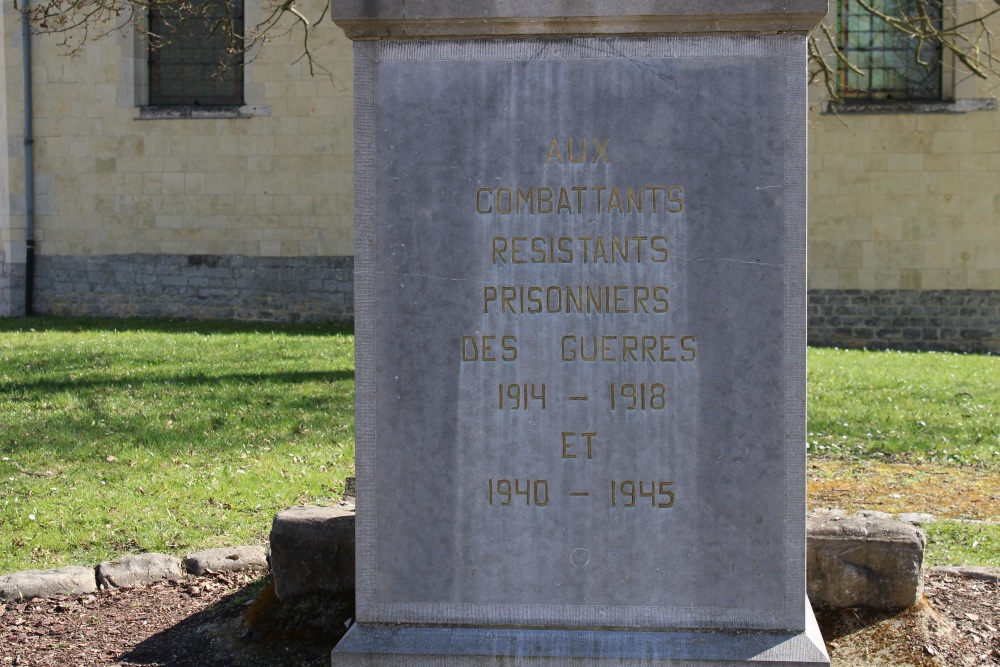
[21,5,35,316]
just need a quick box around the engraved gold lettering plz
[516,187,535,214]
[611,480,675,508]
[511,236,528,264]
[611,237,628,263]
[538,187,553,214]
[568,137,586,164]
[653,286,669,313]
[483,286,497,313]
[614,286,629,313]
[562,432,576,458]
[492,237,508,264]
[546,286,562,313]
[462,334,518,361]
[501,286,517,313]
[489,479,549,506]
[681,335,697,361]
[545,139,563,164]
[627,186,643,213]
[461,336,478,361]
[474,184,683,215]
[647,185,664,212]
[530,237,547,263]
[562,432,596,459]
[659,335,676,362]
[561,335,575,361]
[592,137,610,163]
[633,286,649,313]
[482,285,672,315]
[592,186,606,211]
[527,286,543,313]
[631,236,647,262]
[496,188,513,215]
[667,185,684,213]
[602,335,617,361]
[481,335,496,361]
[476,188,492,214]
[502,335,518,361]
[623,336,639,361]
[651,236,669,262]
[557,237,573,263]
[565,286,583,313]
[556,187,573,214]
[608,187,623,213]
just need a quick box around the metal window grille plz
[149,1,244,106]
[839,0,942,100]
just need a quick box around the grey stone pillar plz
[331,2,830,665]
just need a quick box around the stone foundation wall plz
[0,250,25,317]
[809,289,1000,353]
[32,254,354,323]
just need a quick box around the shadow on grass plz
[0,315,354,338]
[119,579,352,667]
[1,370,355,396]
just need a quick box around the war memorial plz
[329,2,831,664]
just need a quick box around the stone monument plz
[331,2,830,664]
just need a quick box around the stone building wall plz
[806,5,1000,352]
[809,289,1000,353]
[0,0,355,322]
[33,254,353,322]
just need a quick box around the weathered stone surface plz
[269,503,355,600]
[0,566,97,600]
[333,2,827,664]
[183,546,268,576]
[96,553,184,589]
[333,0,829,39]
[930,565,1000,583]
[807,515,925,610]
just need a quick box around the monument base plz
[331,603,829,666]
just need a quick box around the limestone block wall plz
[0,0,356,322]
[807,5,1000,352]
[0,4,26,316]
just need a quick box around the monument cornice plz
[331,0,830,40]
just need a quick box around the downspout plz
[20,5,35,316]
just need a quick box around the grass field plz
[0,318,354,574]
[807,347,1000,467]
[1,319,997,573]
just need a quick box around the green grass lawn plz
[0,317,354,574]
[1,321,997,574]
[807,347,1000,467]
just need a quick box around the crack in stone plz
[675,256,786,269]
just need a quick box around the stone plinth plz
[332,2,829,665]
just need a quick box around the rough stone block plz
[96,553,185,589]
[269,503,355,600]
[807,515,925,610]
[183,546,268,576]
[0,566,97,601]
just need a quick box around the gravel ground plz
[1,569,996,666]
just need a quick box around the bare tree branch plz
[15,0,331,77]
[810,0,1000,101]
